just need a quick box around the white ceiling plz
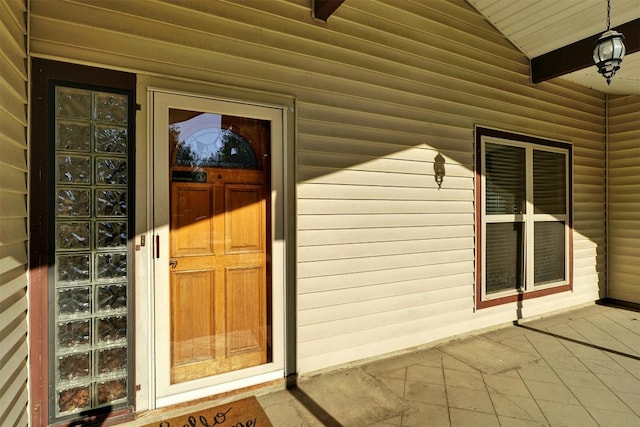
[466,0,640,95]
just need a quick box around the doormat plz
[142,396,273,427]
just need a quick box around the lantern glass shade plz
[593,30,626,84]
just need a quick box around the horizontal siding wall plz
[31,0,605,373]
[607,95,640,304]
[0,0,29,425]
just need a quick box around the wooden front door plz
[169,112,270,384]
[153,93,273,397]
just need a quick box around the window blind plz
[533,150,566,215]
[534,221,566,285]
[485,143,526,215]
[486,222,524,294]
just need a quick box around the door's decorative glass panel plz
[58,353,90,381]
[96,126,128,153]
[57,222,91,250]
[57,155,91,184]
[56,88,91,119]
[57,189,91,217]
[96,190,127,216]
[97,284,127,311]
[57,121,90,152]
[170,110,258,169]
[96,158,127,185]
[58,286,91,315]
[57,254,91,282]
[52,85,131,418]
[97,222,127,248]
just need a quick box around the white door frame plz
[149,89,286,407]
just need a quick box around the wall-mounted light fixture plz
[434,153,445,189]
[593,0,625,85]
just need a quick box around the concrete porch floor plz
[133,303,640,426]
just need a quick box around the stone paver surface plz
[122,304,639,426]
[259,304,640,426]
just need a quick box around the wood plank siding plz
[0,0,29,425]
[608,95,640,304]
[30,0,606,373]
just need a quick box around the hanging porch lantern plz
[593,0,626,84]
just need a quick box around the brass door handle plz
[169,260,178,269]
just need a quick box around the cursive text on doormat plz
[146,397,272,427]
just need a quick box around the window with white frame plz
[476,128,572,308]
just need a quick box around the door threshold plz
[134,378,286,425]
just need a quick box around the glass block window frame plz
[51,85,133,419]
[475,127,573,309]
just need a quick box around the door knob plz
[169,260,178,268]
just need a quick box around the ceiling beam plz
[531,18,640,83]
[313,0,345,22]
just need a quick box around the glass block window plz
[478,128,572,307]
[52,86,131,418]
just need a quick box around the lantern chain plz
[607,0,611,30]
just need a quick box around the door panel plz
[226,266,265,357]
[169,178,267,384]
[226,185,264,253]
[172,185,215,256]
[171,270,216,365]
